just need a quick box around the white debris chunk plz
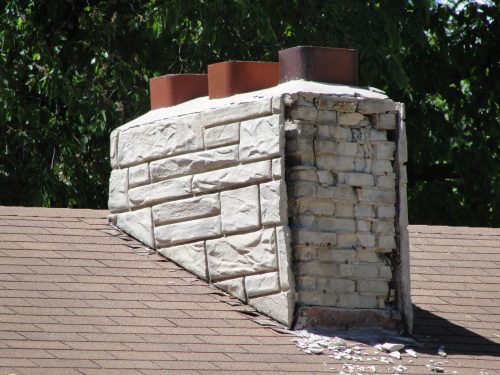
[405,348,418,357]
[437,345,447,357]
[389,351,401,359]
[427,364,445,373]
[393,364,407,373]
[381,343,404,352]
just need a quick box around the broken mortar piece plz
[405,348,418,357]
[381,342,404,352]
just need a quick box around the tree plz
[1,1,498,226]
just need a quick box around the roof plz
[0,206,498,374]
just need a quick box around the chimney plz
[109,47,412,333]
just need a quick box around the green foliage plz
[1,1,498,226]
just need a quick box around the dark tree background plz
[1,1,498,226]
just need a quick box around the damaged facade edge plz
[108,81,412,332]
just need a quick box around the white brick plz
[158,242,207,280]
[200,99,272,127]
[358,280,389,295]
[354,204,375,218]
[339,294,377,308]
[339,264,378,278]
[331,126,353,141]
[318,97,357,112]
[192,160,271,193]
[338,172,374,187]
[289,106,317,122]
[248,291,294,327]
[276,226,293,290]
[316,217,356,233]
[128,164,149,188]
[317,170,334,185]
[288,182,317,198]
[377,235,396,249]
[150,145,238,181]
[298,291,338,307]
[333,203,354,217]
[358,98,396,114]
[338,112,365,126]
[110,130,119,168]
[357,233,376,248]
[115,207,154,248]
[371,113,397,130]
[377,205,396,218]
[297,276,316,290]
[245,272,280,298]
[286,136,314,153]
[373,141,396,160]
[215,277,246,301]
[152,193,220,226]
[204,122,240,149]
[206,229,277,280]
[221,186,260,234]
[379,265,393,280]
[260,181,286,226]
[317,278,355,293]
[317,249,355,263]
[108,169,128,212]
[128,175,192,207]
[336,233,357,248]
[117,114,203,166]
[272,158,283,179]
[294,199,335,216]
[356,188,396,204]
[356,220,371,232]
[155,216,221,247]
[287,168,318,182]
[372,220,395,234]
[297,262,339,276]
[239,115,281,161]
[316,156,354,171]
[293,230,337,247]
[372,160,393,173]
[375,174,396,189]
[369,128,387,141]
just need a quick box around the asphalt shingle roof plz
[0,207,498,374]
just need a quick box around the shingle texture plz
[0,206,498,374]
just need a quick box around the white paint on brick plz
[117,114,203,166]
[158,241,207,280]
[128,175,192,208]
[150,145,238,181]
[276,226,293,290]
[206,229,277,281]
[192,160,271,193]
[152,193,220,226]
[245,272,280,298]
[128,164,150,188]
[239,114,281,161]
[221,185,260,234]
[204,122,240,149]
[215,277,246,301]
[154,216,221,247]
[115,207,154,248]
[108,169,128,212]
[248,291,294,327]
[260,181,286,225]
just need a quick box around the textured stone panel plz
[239,114,281,161]
[115,207,154,248]
[204,122,240,149]
[245,272,280,298]
[260,181,286,225]
[108,169,128,212]
[199,98,272,128]
[128,175,192,208]
[150,145,238,181]
[276,226,293,290]
[272,158,283,179]
[110,130,119,168]
[152,193,220,226]
[128,164,149,188]
[158,241,207,280]
[214,277,246,301]
[117,115,203,166]
[206,229,277,281]
[221,186,260,234]
[155,216,221,247]
[248,291,294,327]
[192,160,271,193]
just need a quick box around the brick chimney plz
[108,46,412,333]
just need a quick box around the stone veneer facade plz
[108,81,412,331]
